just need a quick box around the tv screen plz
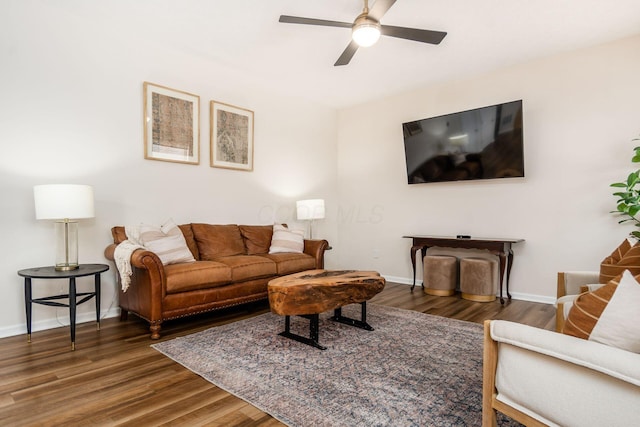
[402,100,524,184]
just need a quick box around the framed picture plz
[143,82,200,164]
[210,101,254,171]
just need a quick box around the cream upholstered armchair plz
[555,271,600,331]
[482,319,640,427]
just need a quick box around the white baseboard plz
[0,307,121,339]
[382,274,555,305]
[383,274,421,286]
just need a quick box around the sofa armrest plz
[483,320,640,427]
[104,242,166,337]
[104,243,164,272]
[555,294,580,332]
[303,239,330,269]
[104,243,117,261]
[557,271,599,298]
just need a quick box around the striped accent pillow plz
[269,224,304,254]
[138,219,196,265]
[599,238,640,283]
[562,275,619,340]
[563,271,640,353]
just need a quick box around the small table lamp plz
[34,184,95,271]
[296,199,325,239]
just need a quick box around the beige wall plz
[1,2,639,337]
[335,35,640,302]
[0,3,339,337]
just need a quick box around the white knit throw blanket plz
[114,226,145,292]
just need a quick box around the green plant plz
[611,139,640,238]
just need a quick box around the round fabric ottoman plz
[460,257,498,302]
[423,255,458,296]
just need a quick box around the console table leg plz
[420,245,429,289]
[410,244,428,291]
[410,246,418,290]
[506,248,514,301]
[498,253,507,305]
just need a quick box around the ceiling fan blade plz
[334,41,359,66]
[368,0,397,21]
[380,25,447,44]
[279,15,352,29]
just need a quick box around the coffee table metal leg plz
[278,314,327,350]
[331,302,374,331]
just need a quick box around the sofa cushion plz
[214,255,277,282]
[269,224,304,254]
[192,224,245,260]
[138,219,196,265]
[259,253,316,275]
[164,261,232,294]
[239,225,273,255]
[178,224,200,260]
[600,238,640,283]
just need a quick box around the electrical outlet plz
[372,249,379,259]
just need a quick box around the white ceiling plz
[85,0,640,109]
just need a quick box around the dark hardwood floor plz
[0,282,555,426]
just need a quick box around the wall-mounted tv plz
[402,100,524,184]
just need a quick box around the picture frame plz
[143,82,200,164]
[210,101,254,171]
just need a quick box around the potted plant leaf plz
[611,139,640,238]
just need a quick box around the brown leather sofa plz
[104,223,329,339]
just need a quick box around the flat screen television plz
[402,100,524,184]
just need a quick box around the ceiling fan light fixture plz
[352,16,381,47]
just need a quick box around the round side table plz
[17,263,109,350]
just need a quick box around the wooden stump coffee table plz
[267,269,386,350]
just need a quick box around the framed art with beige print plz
[210,101,254,171]
[143,82,200,164]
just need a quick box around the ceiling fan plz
[279,0,447,66]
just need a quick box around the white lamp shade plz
[34,184,95,220]
[296,199,325,220]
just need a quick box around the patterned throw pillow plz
[138,219,196,265]
[562,276,619,339]
[269,224,304,254]
[563,270,640,353]
[599,238,640,283]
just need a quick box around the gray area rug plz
[152,304,520,427]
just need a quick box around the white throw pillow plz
[589,270,640,353]
[269,224,304,254]
[138,219,196,265]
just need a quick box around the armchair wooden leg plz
[482,320,498,427]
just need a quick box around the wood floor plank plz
[0,282,555,426]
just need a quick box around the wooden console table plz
[402,235,524,304]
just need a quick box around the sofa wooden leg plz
[119,309,128,321]
[150,322,162,340]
